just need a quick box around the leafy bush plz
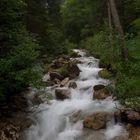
[0,29,42,104]
[84,24,140,110]
[83,26,121,67]
[98,69,113,79]
[125,97,140,111]
[113,63,140,106]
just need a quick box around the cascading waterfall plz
[24,49,128,140]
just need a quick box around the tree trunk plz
[107,1,113,63]
[107,1,112,31]
[108,0,128,61]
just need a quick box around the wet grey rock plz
[68,81,77,89]
[50,72,63,81]
[54,78,61,84]
[55,88,70,100]
[67,63,81,79]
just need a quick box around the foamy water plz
[24,50,127,140]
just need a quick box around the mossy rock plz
[56,60,80,79]
[98,69,113,79]
[56,66,69,78]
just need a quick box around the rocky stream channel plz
[22,49,130,140]
[1,49,140,140]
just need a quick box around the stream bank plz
[0,93,32,140]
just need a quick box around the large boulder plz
[83,112,107,130]
[127,124,140,140]
[67,62,81,79]
[55,88,70,100]
[93,85,110,100]
[50,72,64,81]
[68,81,77,89]
[120,109,140,125]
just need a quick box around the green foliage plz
[132,18,140,30]
[61,0,104,43]
[125,97,140,111]
[83,25,121,67]
[0,0,139,111]
[126,32,140,59]
[82,22,140,110]
[109,32,140,109]
[111,60,140,109]
[63,40,77,54]
[114,75,140,104]
[27,0,69,57]
[98,69,113,79]
[0,0,42,104]
[0,29,42,102]
[60,0,140,111]
[43,25,67,55]
[123,0,140,32]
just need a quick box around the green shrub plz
[83,25,121,67]
[113,72,140,104]
[98,69,113,79]
[0,29,42,104]
[63,40,77,55]
[125,97,140,111]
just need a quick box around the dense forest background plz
[0,0,140,110]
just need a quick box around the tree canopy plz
[0,0,140,109]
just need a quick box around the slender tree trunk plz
[107,1,112,31]
[108,0,128,61]
[107,1,113,63]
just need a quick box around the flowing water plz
[24,50,128,140]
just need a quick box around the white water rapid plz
[24,49,128,140]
